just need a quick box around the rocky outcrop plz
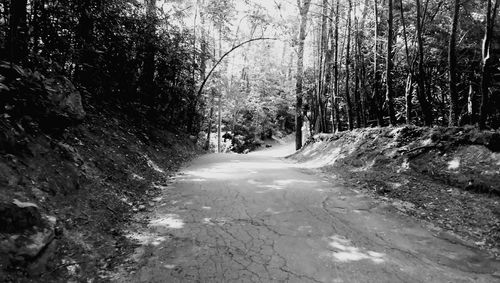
[0,62,86,132]
[43,76,86,123]
[0,199,57,277]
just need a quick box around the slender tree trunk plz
[448,0,461,126]
[333,0,341,132]
[373,0,384,126]
[354,17,361,128]
[295,0,312,150]
[317,0,328,133]
[479,0,499,129]
[386,0,396,125]
[141,0,156,105]
[405,74,414,124]
[345,0,354,130]
[325,0,335,133]
[358,0,370,128]
[198,3,208,132]
[467,83,475,124]
[400,0,414,124]
[416,0,433,126]
[217,93,222,153]
[205,89,215,150]
[8,0,28,63]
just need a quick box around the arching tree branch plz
[197,37,277,97]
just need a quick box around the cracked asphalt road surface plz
[117,147,500,283]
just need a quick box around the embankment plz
[289,126,500,256]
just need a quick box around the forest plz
[2,0,500,154]
[1,0,500,281]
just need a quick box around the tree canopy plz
[1,0,499,151]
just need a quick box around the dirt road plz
[116,146,500,282]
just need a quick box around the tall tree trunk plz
[141,0,157,105]
[217,93,222,153]
[345,0,354,130]
[8,0,28,63]
[353,17,361,128]
[295,0,312,150]
[386,0,396,125]
[467,83,475,124]
[317,0,329,133]
[205,89,215,150]
[373,0,384,126]
[400,0,414,124]
[325,0,335,133]
[357,0,370,128]
[416,0,433,126]
[405,74,414,124]
[75,2,95,87]
[479,0,499,129]
[448,0,461,126]
[333,0,341,132]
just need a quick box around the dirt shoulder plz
[288,126,500,258]
[0,106,199,282]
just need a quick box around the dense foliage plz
[1,0,198,133]
[1,0,499,153]
[296,0,500,136]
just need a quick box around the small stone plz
[138,205,146,211]
[493,271,500,278]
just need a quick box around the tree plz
[140,0,157,105]
[416,0,434,126]
[295,0,312,150]
[479,0,499,129]
[386,0,396,126]
[373,0,384,126]
[7,0,28,63]
[345,0,354,130]
[448,0,461,126]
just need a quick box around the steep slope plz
[0,105,198,282]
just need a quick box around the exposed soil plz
[289,126,500,258]
[0,105,199,282]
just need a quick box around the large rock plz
[43,76,86,122]
[0,63,86,130]
[0,199,57,272]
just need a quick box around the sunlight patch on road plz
[249,178,319,191]
[149,214,184,229]
[202,217,229,226]
[265,207,281,214]
[127,232,169,246]
[327,235,385,264]
[297,225,313,232]
[263,184,286,190]
[187,178,207,182]
[185,161,288,180]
